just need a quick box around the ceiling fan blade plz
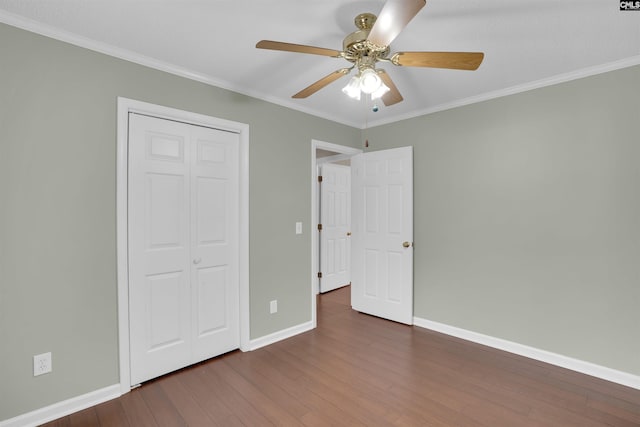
[392,51,484,70]
[367,0,426,48]
[256,40,342,57]
[377,70,403,106]
[293,69,351,99]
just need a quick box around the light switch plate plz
[295,222,302,234]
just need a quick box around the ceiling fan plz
[256,0,484,107]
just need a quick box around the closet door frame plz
[116,97,250,394]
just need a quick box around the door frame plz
[310,140,361,324]
[116,97,250,394]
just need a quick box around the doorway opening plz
[310,140,362,326]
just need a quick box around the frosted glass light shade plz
[359,68,382,94]
[342,76,361,100]
[371,82,390,100]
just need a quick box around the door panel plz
[190,126,239,361]
[129,114,239,385]
[129,115,192,385]
[147,173,185,248]
[351,146,413,325]
[196,266,228,335]
[364,249,380,297]
[320,163,351,293]
[196,177,227,244]
[146,271,187,349]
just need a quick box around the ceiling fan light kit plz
[341,67,390,101]
[256,0,484,107]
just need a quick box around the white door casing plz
[128,113,239,385]
[351,146,413,325]
[319,163,351,293]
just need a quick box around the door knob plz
[193,257,202,264]
[347,232,352,236]
[402,241,411,248]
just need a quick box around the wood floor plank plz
[194,359,276,426]
[316,314,537,424]
[118,388,158,427]
[266,342,412,426]
[41,286,640,427]
[94,399,131,427]
[175,365,245,427]
[586,395,640,426]
[222,354,314,419]
[277,331,454,425]
[232,348,369,427]
[138,380,187,427]
[68,407,99,427]
[206,357,306,426]
[158,374,217,427]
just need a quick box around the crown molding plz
[367,55,640,128]
[2,10,639,130]
[0,10,360,128]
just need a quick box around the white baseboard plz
[1,320,315,425]
[6,318,635,426]
[0,384,121,427]
[248,320,314,351]
[413,317,640,391]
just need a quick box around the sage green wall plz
[367,65,640,376]
[2,18,639,424]
[0,23,359,421]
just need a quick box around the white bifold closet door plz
[128,113,239,385]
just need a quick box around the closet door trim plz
[116,97,250,394]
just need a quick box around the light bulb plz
[359,68,382,94]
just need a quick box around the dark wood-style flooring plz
[43,286,640,426]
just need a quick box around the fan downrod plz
[354,13,376,30]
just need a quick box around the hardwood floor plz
[43,286,640,426]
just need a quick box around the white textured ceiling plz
[1,0,639,128]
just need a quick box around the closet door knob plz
[193,257,202,265]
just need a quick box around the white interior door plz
[319,163,351,293]
[351,146,413,324]
[128,113,239,385]
[189,124,239,361]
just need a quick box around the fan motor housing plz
[342,13,390,62]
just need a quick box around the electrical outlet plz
[33,352,52,376]
[270,300,278,314]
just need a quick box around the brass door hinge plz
[318,175,323,182]
[317,272,323,278]
[317,223,323,231]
